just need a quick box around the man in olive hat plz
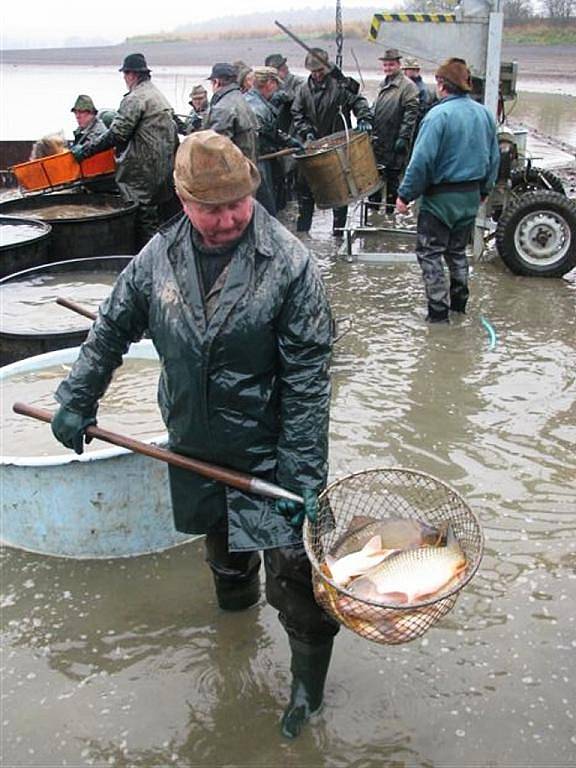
[203,62,258,162]
[50,130,338,742]
[71,52,179,249]
[70,94,107,148]
[396,58,499,322]
[291,47,372,234]
[370,48,420,213]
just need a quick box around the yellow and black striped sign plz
[369,13,457,41]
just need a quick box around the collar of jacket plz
[161,201,275,259]
[212,82,241,104]
[380,70,403,90]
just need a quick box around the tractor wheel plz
[510,166,566,196]
[495,190,576,277]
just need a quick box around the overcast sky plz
[2,1,375,48]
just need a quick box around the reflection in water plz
[1,206,575,766]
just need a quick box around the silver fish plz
[347,525,466,605]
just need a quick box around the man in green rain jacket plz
[51,130,338,740]
[72,53,179,249]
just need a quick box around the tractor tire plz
[510,166,566,196]
[495,190,576,277]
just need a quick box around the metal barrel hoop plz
[303,467,484,645]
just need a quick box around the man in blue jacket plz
[396,58,500,322]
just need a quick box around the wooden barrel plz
[295,130,382,209]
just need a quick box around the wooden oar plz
[56,296,96,321]
[12,402,304,505]
[257,147,299,161]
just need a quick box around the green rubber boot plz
[281,637,334,739]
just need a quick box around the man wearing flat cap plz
[203,62,258,162]
[370,48,420,213]
[396,58,499,322]
[71,53,179,249]
[51,129,338,742]
[245,66,304,215]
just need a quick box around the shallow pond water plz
[1,203,575,766]
[1,270,118,333]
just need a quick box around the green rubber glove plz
[276,489,318,528]
[394,137,408,155]
[70,144,86,162]
[51,405,97,455]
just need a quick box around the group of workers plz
[51,46,499,740]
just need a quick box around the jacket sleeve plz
[54,251,152,416]
[397,81,420,145]
[397,112,444,203]
[207,101,237,141]
[275,257,333,493]
[291,86,315,139]
[349,92,373,123]
[109,92,144,144]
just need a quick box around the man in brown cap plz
[396,58,499,322]
[370,48,420,212]
[51,130,338,741]
[71,53,179,248]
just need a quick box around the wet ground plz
[2,200,575,766]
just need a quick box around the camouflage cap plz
[71,94,97,113]
[402,57,421,69]
[174,130,261,205]
[253,66,282,85]
[189,84,208,99]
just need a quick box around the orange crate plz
[43,151,82,186]
[11,148,115,192]
[80,148,116,178]
[11,157,53,191]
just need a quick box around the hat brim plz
[176,160,261,206]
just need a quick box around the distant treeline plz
[128,18,576,46]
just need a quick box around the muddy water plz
[2,358,164,456]
[1,270,118,333]
[3,203,121,220]
[2,202,575,766]
[0,221,48,246]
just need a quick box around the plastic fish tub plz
[0,255,131,365]
[0,215,52,279]
[1,341,195,559]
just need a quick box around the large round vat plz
[0,255,131,365]
[0,215,52,278]
[1,341,194,559]
[0,193,138,262]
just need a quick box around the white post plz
[473,5,503,259]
